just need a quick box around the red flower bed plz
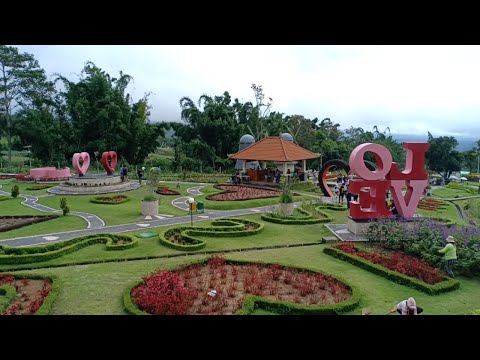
[206,184,280,201]
[335,242,444,284]
[132,256,351,315]
[155,186,180,196]
[0,274,52,315]
[93,195,128,203]
[418,198,444,211]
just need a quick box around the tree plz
[56,62,161,164]
[0,45,50,164]
[426,133,463,180]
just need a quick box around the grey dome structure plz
[235,134,260,170]
[280,133,294,142]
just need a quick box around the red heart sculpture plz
[72,152,91,176]
[101,151,118,175]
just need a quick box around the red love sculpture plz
[72,152,91,176]
[101,151,118,175]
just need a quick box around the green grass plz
[0,179,53,196]
[0,215,86,241]
[432,187,476,199]
[35,183,194,226]
[193,184,314,211]
[0,214,331,271]
[14,245,480,315]
[416,200,467,226]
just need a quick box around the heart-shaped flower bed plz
[206,184,280,201]
[90,195,129,204]
[127,257,357,315]
[155,186,180,196]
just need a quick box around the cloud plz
[12,45,480,137]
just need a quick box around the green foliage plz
[279,179,294,204]
[143,194,157,202]
[324,247,460,295]
[0,284,17,313]
[426,134,463,180]
[0,45,51,164]
[11,184,19,198]
[59,197,69,216]
[159,218,264,251]
[0,233,137,264]
[146,168,162,195]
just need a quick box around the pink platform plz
[29,167,71,179]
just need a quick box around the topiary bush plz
[11,185,19,198]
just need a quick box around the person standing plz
[137,167,145,185]
[438,235,457,278]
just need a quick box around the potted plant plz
[426,185,432,197]
[278,178,294,216]
[141,168,162,216]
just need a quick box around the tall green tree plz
[0,45,50,164]
[426,133,463,180]
[56,62,162,164]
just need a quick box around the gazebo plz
[228,136,320,183]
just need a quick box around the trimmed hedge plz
[159,218,264,251]
[124,258,360,315]
[323,247,460,295]
[261,206,334,225]
[470,309,480,315]
[0,284,16,313]
[0,234,137,264]
[123,280,150,315]
[25,184,54,190]
[0,196,9,202]
[90,195,130,205]
[316,204,347,211]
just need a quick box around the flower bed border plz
[0,234,137,265]
[159,218,264,251]
[316,204,347,211]
[206,184,280,202]
[0,273,60,315]
[261,206,334,225]
[90,195,130,205]
[323,246,460,295]
[123,258,360,315]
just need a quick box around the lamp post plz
[188,197,195,226]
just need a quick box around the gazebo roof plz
[228,136,319,162]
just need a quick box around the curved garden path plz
[0,182,325,248]
[170,185,208,211]
[0,184,105,229]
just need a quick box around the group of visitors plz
[334,176,358,207]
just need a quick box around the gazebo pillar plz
[263,161,267,169]
[283,162,287,176]
[242,160,246,173]
[303,159,307,183]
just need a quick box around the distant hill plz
[392,134,477,152]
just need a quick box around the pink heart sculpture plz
[72,152,91,176]
[101,151,118,175]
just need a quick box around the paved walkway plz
[171,185,208,211]
[0,202,303,247]
[0,185,105,228]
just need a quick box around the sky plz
[12,45,480,138]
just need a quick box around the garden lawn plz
[193,184,314,211]
[0,214,332,271]
[36,183,195,225]
[0,215,86,241]
[14,245,480,315]
[0,179,54,196]
[432,187,476,199]
[416,200,467,226]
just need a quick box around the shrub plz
[59,197,69,216]
[143,194,157,202]
[11,185,19,198]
